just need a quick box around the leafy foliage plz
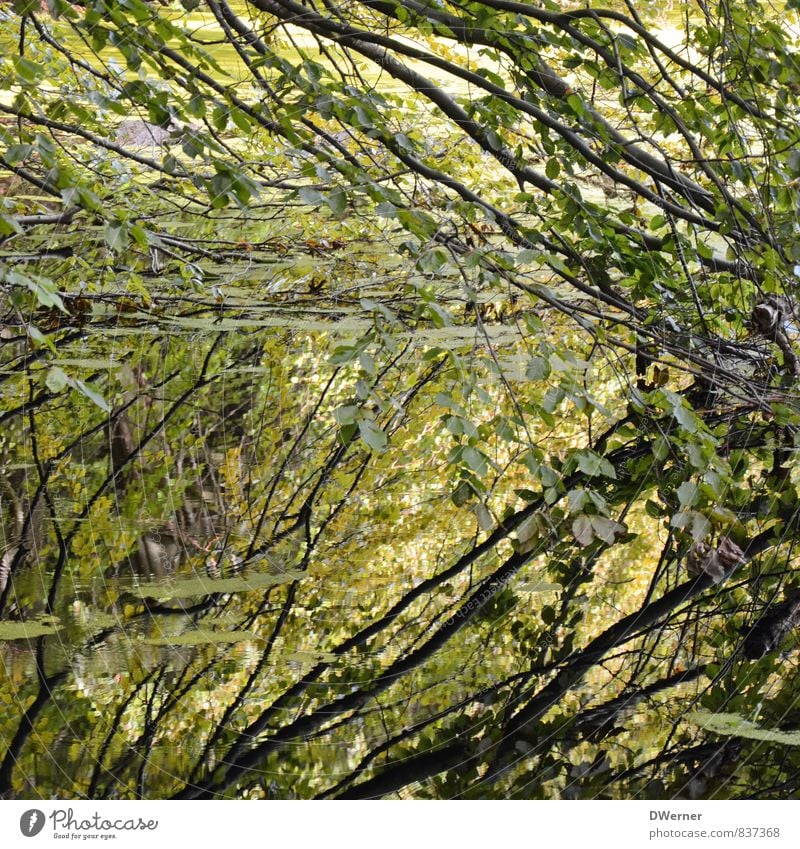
[2,0,800,800]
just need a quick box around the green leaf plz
[334,404,359,425]
[298,186,324,205]
[418,248,449,272]
[329,345,357,365]
[0,214,22,236]
[104,222,129,253]
[572,515,594,546]
[46,366,69,393]
[27,276,65,311]
[451,480,473,507]
[4,143,33,164]
[670,510,710,542]
[691,712,800,746]
[327,187,348,215]
[589,516,627,544]
[45,365,109,412]
[12,56,43,84]
[616,32,639,53]
[72,378,111,413]
[462,446,488,476]
[566,93,585,117]
[358,351,376,376]
[567,488,588,514]
[358,418,387,452]
[517,513,542,546]
[663,391,701,434]
[652,436,669,462]
[677,481,698,507]
[337,423,358,446]
[474,503,493,531]
[526,356,550,380]
[13,0,40,14]
[574,449,617,479]
[229,107,252,133]
[375,202,398,218]
[26,325,56,353]
[645,499,664,519]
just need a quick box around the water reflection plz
[2,291,527,799]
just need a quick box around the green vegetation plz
[2,0,800,799]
